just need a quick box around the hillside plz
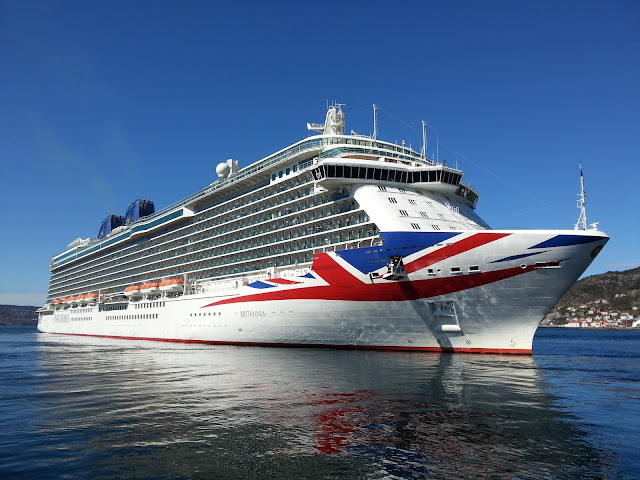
[556,267,640,312]
[0,305,38,326]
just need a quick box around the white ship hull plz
[38,229,608,354]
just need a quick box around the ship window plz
[293,165,298,172]
[432,225,440,230]
[358,167,366,179]
[286,168,290,175]
[399,188,406,193]
[429,171,437,182]
[469,265,480,273]
[373,168,382,180]
[411,223,420,230]
[327,165,336,177]
[421,171,428,182]
[420,212,428,218]
[381,169,389,181]
[400,210,408,216]
[438,214,446,219]
[366,168,375,179]
[443,171,451,184]
[344,166,351,178]
[409,199,416,205]
[378,186,387,192]
[451,266,461,274]
[388,197,398,204]
[279,171,283,178]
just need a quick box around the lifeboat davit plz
[140,282,160,295]
[124,285,142,298]
[86,292,99,303]
[159,278,184,293]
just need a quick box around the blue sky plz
[1,0,638,306]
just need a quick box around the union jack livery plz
[38,105,608,354]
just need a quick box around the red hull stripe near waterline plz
[50,332,533,355]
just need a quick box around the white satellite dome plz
[216,162,231,178]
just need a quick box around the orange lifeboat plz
[124,285,142,298]
[159,278,184,293]
[140,282,160,295]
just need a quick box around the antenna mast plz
[575,163,587,230]
[420,121,427,159]
[372,104,378,140]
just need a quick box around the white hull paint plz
[39,229,607,354]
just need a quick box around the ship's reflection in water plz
[33,334,611,479]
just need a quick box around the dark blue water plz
[0,327,638,479]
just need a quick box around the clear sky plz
[1,0,638,306]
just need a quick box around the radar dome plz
[216,162,231,178]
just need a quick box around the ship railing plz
[47,208,374,298]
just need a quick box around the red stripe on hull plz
[46,332,532,355]
[206,261,536,307]
[404,232,511,274]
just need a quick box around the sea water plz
[0,326,638,479]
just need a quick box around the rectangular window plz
[327,165,336,177]
[409,199,416,205]
[388,197,398,204]
[380,169,388,181]
[358,167,367,179]
[378,186,387,191]
[411,223,420,230]
[438,214,446,220]
[336,165,344,177]
[451,266,461,274]
[399,210,408,216]
[420,212,429,218]
[432,225,440,230]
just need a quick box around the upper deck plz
[50,119,442,270]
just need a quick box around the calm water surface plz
[0,326,638,479]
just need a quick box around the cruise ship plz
[37,105,608,353]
